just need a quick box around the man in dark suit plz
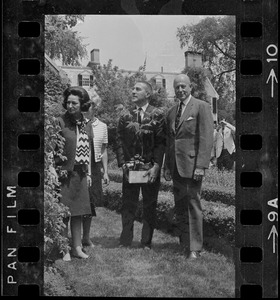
[164,74,213,259]
[115,81,165,249]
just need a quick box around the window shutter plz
[78,74,82,86]
[162,78,166,88]
[90,75,94,87]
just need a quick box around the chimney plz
[184,51,202,68]
[87,49,100,68]
[161,66,163,73]
[90,49,100,65]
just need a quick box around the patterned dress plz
[56,112,95,216]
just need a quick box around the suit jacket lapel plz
[170,105,177,133]
[176,96,194,132]
[144,104,154,118]
[130,106,138,122]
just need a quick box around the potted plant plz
[118,105,164,184]
[126,154,152,183]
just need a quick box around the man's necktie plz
[137,107,142,124]
[175,101,183,131]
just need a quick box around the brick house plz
[58,49,219,121]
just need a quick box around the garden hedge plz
[103,181,235,246]
[108,170,235,206]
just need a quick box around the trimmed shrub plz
[103,181,235,245]
[107,169,235,206]
[204,167,235,190]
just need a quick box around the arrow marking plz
[268,225,278,253]
[266,69,278,98]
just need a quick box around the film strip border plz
[236,0,278,298]
[2,0,44,296]
[2,0,278,297]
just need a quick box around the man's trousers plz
[172,165,203,252]
[120,175,160,247]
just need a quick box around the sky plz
[72,15,206,73]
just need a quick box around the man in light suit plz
[214,120,236,170]
[164,74,213,259]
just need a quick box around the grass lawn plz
[44,207,235,297]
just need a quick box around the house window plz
[78,74,94,87]
[155,78,166,89]
[155,79,162,88]
[83,75,90,86]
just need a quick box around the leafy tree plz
[91,60,168,127]
[90,60,168,151]
[177,16,235,77]
[177,16,236,121]
[45,15,88,66]
[181,66,209,103]
[90,60,144,147]
[149,78,170,109]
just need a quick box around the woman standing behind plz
[55,86,94,260]
[82,100,110,248]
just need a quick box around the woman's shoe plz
[62,252,71,261]
[72,246,89,259]
[82,239,95,249]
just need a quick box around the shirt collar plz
[136,102,149,113]
[181,94,192,107]
[92,117,99,127]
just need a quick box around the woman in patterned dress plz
[55,86,95,260]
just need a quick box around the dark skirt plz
[60,165,93,216]
[89,161,104,208]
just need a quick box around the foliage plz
[205,166,235,189]
[177,16,235,76]
[90,60,145,129]
[217,98,236,125]
[45,15,88,66]
[103,181,235,245]
[122,106,165,164]
[90,60,168,147]
[182,66,209,103]
[177,16,236,121]
[148,77,170,108]
[44,63,68,117]
[44,59,71,261]
[107,168,235,205]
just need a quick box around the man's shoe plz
[188,251,201,259]
[118,243,130,248]
[139,243,151,250]
[180,244,189,253]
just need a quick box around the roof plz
[60,65,92,70]
[120,69,179,76]
[45,53,61,73]
[204,77,219,99]
[45,54,70,83]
